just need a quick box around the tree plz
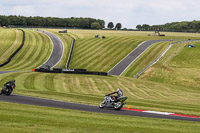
[97,19,105,29]
[136,24,142,30]
[91,22,101,29]
[115,23,122,30]
[142,24,150,31]
[107,22,114,29]
[79,19,89,29]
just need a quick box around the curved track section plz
[38,30,64,68]
[0,94,199,122]
[108,40,172,75]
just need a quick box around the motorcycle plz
[0,83,15,96]
[99,95,127,110]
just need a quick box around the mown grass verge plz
[140,41,200,88]
[0,102,199,133]
[0,29,22,64]
[0,71,199,116]
[64,30,199,72]
[0,29,52,70]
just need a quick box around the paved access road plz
[0,94,199,122]
[108,40,172,75]
[38,30,64,68]
[0,71,18,74]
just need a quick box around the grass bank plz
[0,29,52,70]
[0,71,199,116]
[140,41,200,89]
[0,29,22,64]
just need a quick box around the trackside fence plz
[35,68,108,76]
[66,38,75,69]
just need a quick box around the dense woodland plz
[0,15,105,29]
[136,21,200,32]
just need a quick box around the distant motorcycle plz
[99,95,127,110]
[0,80,16,96]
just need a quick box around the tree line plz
[136,20,200,32]
[107,22,122,30]
[0,15,105,29]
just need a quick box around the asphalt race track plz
[108,40,172,75]
[0,71,17,74]
[38,30,64,68]
[0,94,199,122]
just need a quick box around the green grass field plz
[0,29,52,70]
[0,28,22,64]
[140,41,200,88]
[65,30,199,72]
[0,102,199,133]
[0,29,200,132]
[0,71,199,116]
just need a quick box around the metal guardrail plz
[133,39,200,78]
[66,38,75,69]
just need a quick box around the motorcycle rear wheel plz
[6,89,13,96]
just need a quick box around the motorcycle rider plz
[106,88,123,103]
[0,80,15,95]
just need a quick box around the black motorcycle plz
[0,82,15,96]
[99,95,127,110]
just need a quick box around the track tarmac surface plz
[0,71,17,74]
[108,40,172,75]
[38,30,64,68]
[0,94,199,122]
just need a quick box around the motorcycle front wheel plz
[114,102,123,110]
[99,102,105,109]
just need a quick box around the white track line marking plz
[143,111,173,115]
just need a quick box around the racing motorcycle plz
[0,82,15,96]
[99,95,127,110]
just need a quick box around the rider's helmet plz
[116,88,123,97]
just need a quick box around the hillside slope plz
[0,29,52,70]
[0,29,22,64]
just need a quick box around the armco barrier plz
[35,68,107,76]
[0,29,25,67]
[66,38,75,69]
